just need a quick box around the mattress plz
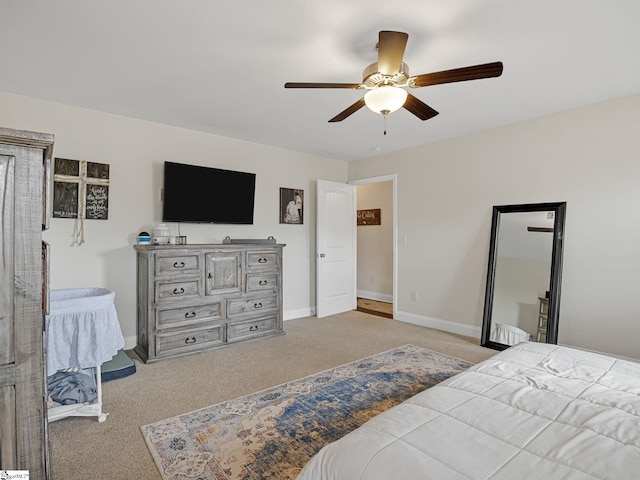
[297,342,640,480]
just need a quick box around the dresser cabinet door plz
[205,251,242,295]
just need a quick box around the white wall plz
[349,94,640,360]
[356,181,393,302]
[4,89,639,360]
[492,256,550,337]
[0,91,348,347]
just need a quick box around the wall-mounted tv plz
[162,161,256,224]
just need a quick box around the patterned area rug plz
[141,345,472,480]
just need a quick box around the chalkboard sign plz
[52,157,110,221]
[53,181,79,218]
[85,184,109,219]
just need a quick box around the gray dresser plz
[134,243,285,363]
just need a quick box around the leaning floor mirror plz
[481,202,566,351]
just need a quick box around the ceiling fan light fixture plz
[364,86,408,115]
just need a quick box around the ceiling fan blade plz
[411,61,503,87]
[284,82,361,89]
[403,94,439,121]
[377,31,409,76]
[329,98,366,122]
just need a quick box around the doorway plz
[351,175,397,319]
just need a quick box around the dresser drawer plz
[227,294,278,316]
[155,251,201,276]
[157,302,224,328]
[246,273,279,292]
[246,251,279,270]
[156,324,224,356]
[227,315,278,342]
[155,278,201,302]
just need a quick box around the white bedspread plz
[46,288,125,376]
[297,342,640,480]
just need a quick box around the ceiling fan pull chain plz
[382,109,389,135]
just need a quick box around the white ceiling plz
[1,1,639,162]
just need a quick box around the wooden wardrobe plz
[0,127,54,477]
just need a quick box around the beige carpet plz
[48,311,495,480]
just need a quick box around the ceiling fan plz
[284,30,503,133]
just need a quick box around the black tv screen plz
[162,161,256,224]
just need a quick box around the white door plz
[316,180,356,317]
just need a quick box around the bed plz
[297,342,640,479]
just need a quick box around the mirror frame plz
[481,202,566,350]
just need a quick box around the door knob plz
[319,253,326,258]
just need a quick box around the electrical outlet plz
[410,290,418,301]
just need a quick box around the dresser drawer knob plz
[173,261,185,268]
[253,302,263,309]
[258,258,268,263]
[249,325,259,332]
[173,287,185,295]
[184,336,196,344]
[258,280,268,286]
[184,311,196,319]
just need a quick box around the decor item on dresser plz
[298,342,640,480]
[134,243,285,363]
[141,345,471,480]
[279,187,303,224]
[0,126,54,478]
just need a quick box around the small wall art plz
[357,208,381,226]
[280,187,303,224]
[53,158,110,220]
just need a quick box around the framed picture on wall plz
[280,188,303,224]
[357,208,381,226]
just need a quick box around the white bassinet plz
[46,288,125,422]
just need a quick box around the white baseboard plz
[356,290,393,303]
[395,310,482,339]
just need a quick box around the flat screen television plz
[162,161,256,224]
